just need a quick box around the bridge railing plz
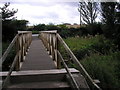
[40,30,101,90]
[1,31,32,88]
[40,30,60,67]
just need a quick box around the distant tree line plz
[1,2,120,49]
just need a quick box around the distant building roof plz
[63,23,71,25]
[27,26,34,29]
[66,25,80,28]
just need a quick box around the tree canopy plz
[0,2,18,21]
[78,1,99,24]
[1,2,29,41]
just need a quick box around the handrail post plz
[56,35,61,69]
[15,35,20,71]
[51,34,55,61]
[21,33,24,62]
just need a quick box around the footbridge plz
[1,30,101,90]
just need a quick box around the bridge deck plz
[21,35,56,70]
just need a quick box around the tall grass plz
[64,35,117,59]
[81,52,120,89]
[64,35,120,89]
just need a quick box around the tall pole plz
[80,5,81,26]
[78,2,82,26]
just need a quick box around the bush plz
[87,23,103,35]
[64,35,102,59]
[32,30,39,34]
[65,35,118,59]
[64,35,120,89]
[81,52,120,89]
[91,35,118,54]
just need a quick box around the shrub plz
[32,30,39,34]
[64,35,120,89]
[91,35,118,54]
[86,23,103,36]
[81,52,120,89]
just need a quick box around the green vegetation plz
[2,42,16,71]
[64,36,120,89]
[64,35,118,59]
[32,30,39,34]
[81,52,120,89]
[2,42,10,54]
[1,2,28,42]
[1,2,120,89]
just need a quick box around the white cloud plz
[0,1,80,25]
[1,0,119,26]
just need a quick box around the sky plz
[0,0,119,25]
[0,0,81,25]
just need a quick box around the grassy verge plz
[64,35,120,89]
[64,35,117,59]
[81,52,120,89]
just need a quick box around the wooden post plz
[48,34,51,55]
[21,33,24,62]
[15,36,20,71]
[52,34,55,60]
[56,35,61,69]
[24,33,27,56]
[23,33,25,60]
[51,34,55,60]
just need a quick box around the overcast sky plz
[1,0,119,25]
[0,0,82,25]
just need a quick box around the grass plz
[64,35,120,89]
[64,35,117,59]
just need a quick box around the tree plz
[116,3,120,23]
[33,24,46,31]
[0,2,18,41]
[100,2,120,36]
[13,20,29,31]
[100,2,120,49]
[78,1,99,25]
[0,2,18,21]
[100,2,117,25]
[1,2,29,41]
